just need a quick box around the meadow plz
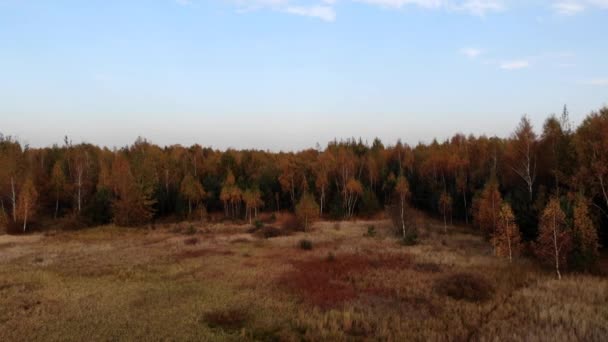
[1,213,606,341]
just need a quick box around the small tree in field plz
[296,192,319,232]
[439,191,452,233]
[17,177,38,233]
[394,175,411,239]
[536,198,571,279]
[571,196,599,270]
[180,173,205,217]
[491,203,522,262]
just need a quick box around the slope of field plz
[1,215,607,341]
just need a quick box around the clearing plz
[1,214,607,341]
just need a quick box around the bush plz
[434,273,494,302]
[299,239,313,250]
[256,226,284,239]
[399,230,418,246]
[364,225,376,237]
[202,308,248,331]
[414,262,441,273]
[254,219,264,229]
[184,237,199,245]
[269,213,277,222]
[281,215,300,231]
[386,202,419,242]
[184,225,197,235]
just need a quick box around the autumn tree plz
[344,178,363,217]
[439,191,452,233]
[278,155,299,209]
[315,151,333,217]
[295,191,319,232]
[574,107,608,213]
[491,203,522,262]
[243,188,263,224]
[110,154,155,227]
[17,177,38,233]
[571,196,599,270]
[51,160,66,219]
[180,173,205,217]
[472,177,503,237]
[536,198,571,279]
[394,175,411,238]
[0,135,23,224]
[220,170,242,219]
[508,116,538,200]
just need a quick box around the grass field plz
[1,214,607,341]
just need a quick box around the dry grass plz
[0,215,606,341]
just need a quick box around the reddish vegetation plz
[434,272,495,302]
[279,253,411,308]
[202,308,248,330]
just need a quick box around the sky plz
[0,0,607,151]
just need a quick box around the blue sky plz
[1,0,607,150]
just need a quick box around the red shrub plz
[279,253,411,308]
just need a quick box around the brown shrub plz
[434,272,494,302]
[230,237,252,244]
[279,253,411,308]
[202,308,248,330]
[414,262,442,273]
[254,226,288,239]
[281,215,301,231]
[184,237,199,245]
[174,249,234,260]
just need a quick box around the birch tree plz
[17,177,38,233]
[394,175,411,239]
[509,116,537,200]
[491,203,522,262]
[536,198,571,279]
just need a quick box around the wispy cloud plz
[285,5,336,21]
[456,0,504,16]
[354,0,444,9]
[460,47,483,58]
[500,60,530,70]
[224,1,606,21]
[175,0,192,6]
[228,0,508,21]
[552,1,585,15]
[583,78,608,86]
[356,0,505,15]
[551,0,608,15]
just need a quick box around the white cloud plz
[460,47,483,58]
[355,0,504,15]
[456,0,504,16]
[552,2,585,15]
[285,5,336,21]
[551,0,608,15]
[354,0,444,9]
[500,60,530,70]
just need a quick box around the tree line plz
[1,105,606,274]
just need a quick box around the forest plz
[1,106,607,275]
